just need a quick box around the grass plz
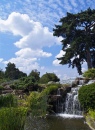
[0,107,28,130]
[0,94,18,108]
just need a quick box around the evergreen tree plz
[53,8,95,74]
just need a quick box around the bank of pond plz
[0,78,95,130]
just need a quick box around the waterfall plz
[56,88,64,113]
[58,80,83,118]
[64,86,82,115]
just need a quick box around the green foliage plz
[0,69,5,79]
[53,8,95,74]
[88,109,95,120]
[12,76,38,90]
[83,68,95,79]
[43,84,61,95]
[27,92,48,117]
[29,69,40,82]
[5,62,27,80]
[0,107,28,130]
[78,83,95,110]
[0,94,18,108]
[39,73,60,84]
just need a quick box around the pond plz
[25,114,91,130]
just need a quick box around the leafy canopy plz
[39,72,60,84]
[53,8,95,74]
[28,69,40,81]
[5,62,27,80]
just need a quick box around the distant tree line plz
[0,62,60,84]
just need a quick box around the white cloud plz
[70,0,78,7]
[0,58,3,62]
[56,50,66,58]
[63,0,73,12]
[0,12,33,36]
[52,59,61,66]
[15,48,52,58]
[53,50,65,66]
[0,12,61,50]
[3,57,39,74]
[0,12,61,74]
[14,26,61,49]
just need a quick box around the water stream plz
[59,85,83,117]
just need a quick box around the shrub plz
[78,83,95,111]
[88,109,95,120]
[0,107,28,130]
[43,84,61,95]
[27,92,48,117]
[13,76,38,90]
[39,73,60,84]
[83,68,95,79]
[0,94,17,108]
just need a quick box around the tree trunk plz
[86,49,92,69]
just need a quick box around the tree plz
[53,8,95,74]
[28,69,40,82]
[0,69,5,79]
[39,73,60,84]
[5,62,27,80]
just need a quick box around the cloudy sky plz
[0,0,95,80]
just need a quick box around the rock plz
[3,85,12,90]
[2,90,13,94]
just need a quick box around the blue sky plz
[0,0,95,80]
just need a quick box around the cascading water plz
[58,80,83,118]
[64,86,82,115]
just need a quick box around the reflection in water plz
[24,114,91,130]
[24,114,49,130]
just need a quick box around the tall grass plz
[0,94,17,108]
[0,107,28,130]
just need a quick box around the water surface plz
[47,115,91,130]
[25,115,91,130]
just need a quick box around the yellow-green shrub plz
[83,68,95,79]
[27,92,47,117]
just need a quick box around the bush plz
[78,83,95,111]
[39,73,60,84]
[0,94,17,108]
[13,76,38,90]
[83,68,95,79]
[27,92,48,117]
[88,109,95,120]
[43,84,61,95]
[0,107,28,130]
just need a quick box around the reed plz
[0,107,28,130]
